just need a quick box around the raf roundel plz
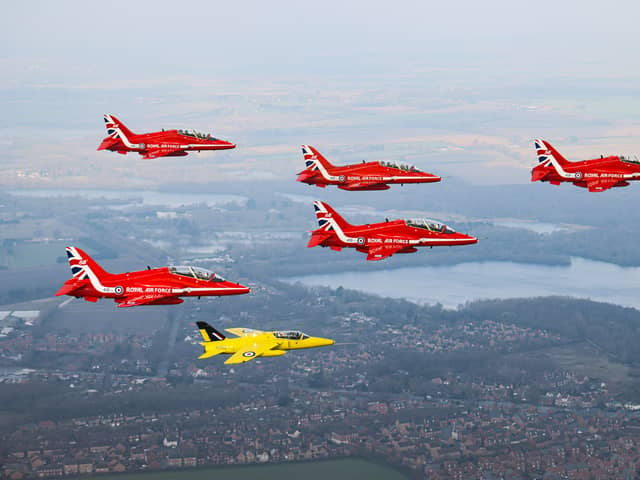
[575,172,584,180]
[114,285,124,296]
[242,351,256,358]
[357,237,366,245]
[338,175,346,182]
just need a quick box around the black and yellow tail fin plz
[196,321,226,342]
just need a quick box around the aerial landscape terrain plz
[2,1,640,479]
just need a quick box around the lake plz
[6,189,247,208]
[286,257,640,309]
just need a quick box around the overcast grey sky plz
[2,0,639,84]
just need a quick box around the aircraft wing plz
[224,341,279,364]
[142,148,186,159]
[225,327,264,337]
[117,294,184,307]
[365,244,405,261]
[342,182,389,191]
[585,178,621,192]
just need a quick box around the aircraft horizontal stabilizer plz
[307,232,332,248]
[198,348,224,360]
[55,280,84,297]
[97,137,120,151]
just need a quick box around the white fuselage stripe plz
[80,265,115,294]
[113,127,222,151]
[309,158,422,183]
[321,217,468,245]
[546,154,640,180]
[170,287,247,294]
[113,127,138,149]
[311,159,338,181]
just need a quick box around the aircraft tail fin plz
[103,114,136,142]
[301,145,335,171]
[534,139,571,167]
[196,321,226,342]
[312,200,353,231]
[64,246,112,282]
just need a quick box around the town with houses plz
[1,288,640,480]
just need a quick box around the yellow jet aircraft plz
[196,321,334,364]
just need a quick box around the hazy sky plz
[2,0,640,83]
[2,1,640,187]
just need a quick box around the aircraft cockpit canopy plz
[177,129,219,141]
[620,155,640,164]
[405,218,456,234]
[379,160,421,172]
[169,266,225,282]
[274,330,309,340]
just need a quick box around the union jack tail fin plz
[65,246,112,282]
[103,114,136,142]
[196,322,226,342]
[313,201,353,231]
[302,145,335,171]
[534,139,571,168]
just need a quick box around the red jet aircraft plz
[56,247,250,307]
[297,145,441,191]
[531,139,640,192]
[308,201,477,261]
[97,114,236,159]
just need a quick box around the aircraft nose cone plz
[457,234,478,245]
[320,338,335,346]
[225,282,250,295]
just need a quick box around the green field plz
[541,343,631,386]
[515,342,632,388]
[79,459,408,480]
